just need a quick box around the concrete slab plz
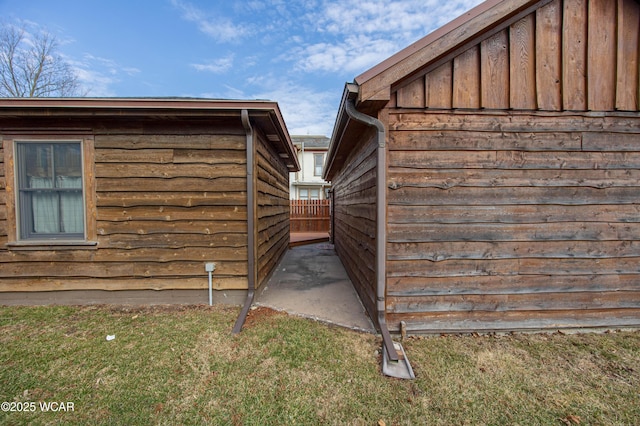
[289,232,330,247]
[256,242,375,333]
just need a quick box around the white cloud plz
[292,34,398,74]
[191,54,235,74]
[315,0,480,36]
[291,0,484,76]
[169,0,483,81]
[122,67,142,76]
[200,76,339,136]
[170,0,251,43]
[196,83,246,100]
[67,53,140,97]
[252,82,339,136]
[73,68,117,97]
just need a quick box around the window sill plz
[6,240,98,251]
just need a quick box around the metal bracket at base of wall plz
[382,341,415,380]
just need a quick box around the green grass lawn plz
[1,305,638,425]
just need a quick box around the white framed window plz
[314,153,324,176]
[3,135,96,247]
[15,141,85,240]
[299,187,320,200]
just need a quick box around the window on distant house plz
[299,187,320,200]
[314,153,324,176]
[15,141,85,240]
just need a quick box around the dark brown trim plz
[232,109,257,334]
[0,97,280,111]
[343,96,399,362]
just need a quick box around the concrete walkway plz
[256,242,375,333]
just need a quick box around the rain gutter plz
[232,109,256,334]
[343,98,399,363]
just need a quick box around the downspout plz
[232,109,256,334]
[344,99,399,362]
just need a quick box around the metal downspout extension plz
[232,109,256,334]
[344,99,399,363]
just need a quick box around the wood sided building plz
[324,0,640,337]
[0,98,299,323]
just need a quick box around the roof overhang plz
[0,97,300,171]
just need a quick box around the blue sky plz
[0,0,483,136]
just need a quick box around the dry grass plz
[1,305,638,425]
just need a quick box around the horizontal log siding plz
[386,110,640,333]
[256,132,290,287]
[395,0,640,113]
[0,124,250,292]
[0,143,5,245]
[331,132,378,321]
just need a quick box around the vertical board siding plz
[587,0,617,111]
[426,62,453,109]
[616,0,640,111]
[510,14,537,109]
[386,110,640,332]
[331,133,378,319]
[453,46,481,108]
[535,0,563,110]
[480,29,510,109]
[562,0,588,110]
[0,126,250,292]
[394,0,640,114]
[396,77,425,108]
[256,132,290,287]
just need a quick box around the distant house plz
[289,135,331,200]
[324,0,640,342]
[0,98,299,317]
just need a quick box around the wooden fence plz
[290,199,330,233]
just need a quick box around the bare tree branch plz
[0,22,82,97]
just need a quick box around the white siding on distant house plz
[289,136,331,200]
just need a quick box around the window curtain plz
[57,176,83,233]
[29,176,83,234]
[30,177,59,233]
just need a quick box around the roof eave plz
[323,83,359,181]
[0,97,280,111]
[0,97,300,171]
[259,107,300,172]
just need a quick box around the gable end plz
[378,0,640,113]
